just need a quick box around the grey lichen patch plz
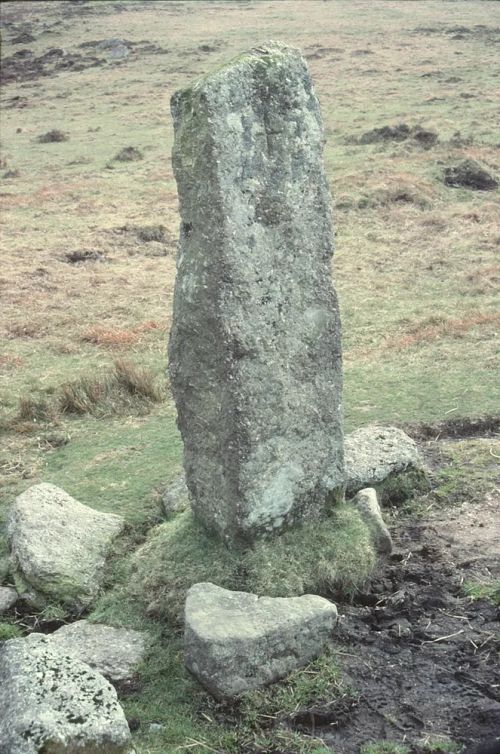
[169,41,343,545]
[0,635,132,754]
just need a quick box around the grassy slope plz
[1,1,499,751]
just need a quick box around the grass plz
[361,745,410,754]
[419,738,461,754]
[4,359,165,428]
[1,1,499,752]
[0,621,23,641]
[463,580,500,606]
[120,503,376,626]
[431,438,500,506]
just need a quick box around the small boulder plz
[97,38,131,60]
[345,425,428,503]
[0,586,18,613]
[185,582,338,699]
[161,474,189,517]
[443,159,498,191]
[0,635,132,754]
[352,488,392,554]
[35,620,147,682]
[8,483,125,608]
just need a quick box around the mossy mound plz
[372,467,430,506]
[128,505,377,625]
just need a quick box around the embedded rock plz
[34,620,147,682]
[184,582,338,698]
[169,42,343,544]
[345,426,428,502]
[161,474,190,518]
[0,635,132,754]
[352,487,392,554]
[0,586,18,613]
[8,483,125,608]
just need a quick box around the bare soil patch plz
[305,495,500,752]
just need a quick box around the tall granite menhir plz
[169,42,344,545]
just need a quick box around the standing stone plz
[169,42,343,544]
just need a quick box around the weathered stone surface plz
[0,586,18,613]
[31,620,147,682]
[184,582,338,698]
[345,426,427,501]
[161,474,190,518]
[352,488,392,554]
[0,635,132,754]
[8,483,125,608]
[169,42,343,544]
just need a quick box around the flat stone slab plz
[31,620,147,682]
[0,586,18,613]
[352,487,392,554]
[169,41,344,544]
[345,425,427,500]
[8,483,125,608]
[185,582,338,698]
[0,635,132,754]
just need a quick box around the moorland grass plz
[123,504,376,626]
[1,1,499,751]
[463,580,500,606]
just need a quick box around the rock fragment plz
[184,582,338,698]
[160,474,190,518]
[8,483,125,608]
[0,635,132,754]
[32,620,147,682]
[352,488,392,554]
[345,425,428,502]
[0,586,18,613]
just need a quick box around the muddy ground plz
[290,485,499,752]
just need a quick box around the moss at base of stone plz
[372,468,430,506]
[128,505,376,625]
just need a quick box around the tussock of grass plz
[16,395,55,423]
[129,505,376,625]
[9,361,165,426]
[59,361,164,415]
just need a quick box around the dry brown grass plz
[1,0,498,426]
[82,326,140,348]
[0,354,23,369]
[354,312,500,358]
[81,320,160,348]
